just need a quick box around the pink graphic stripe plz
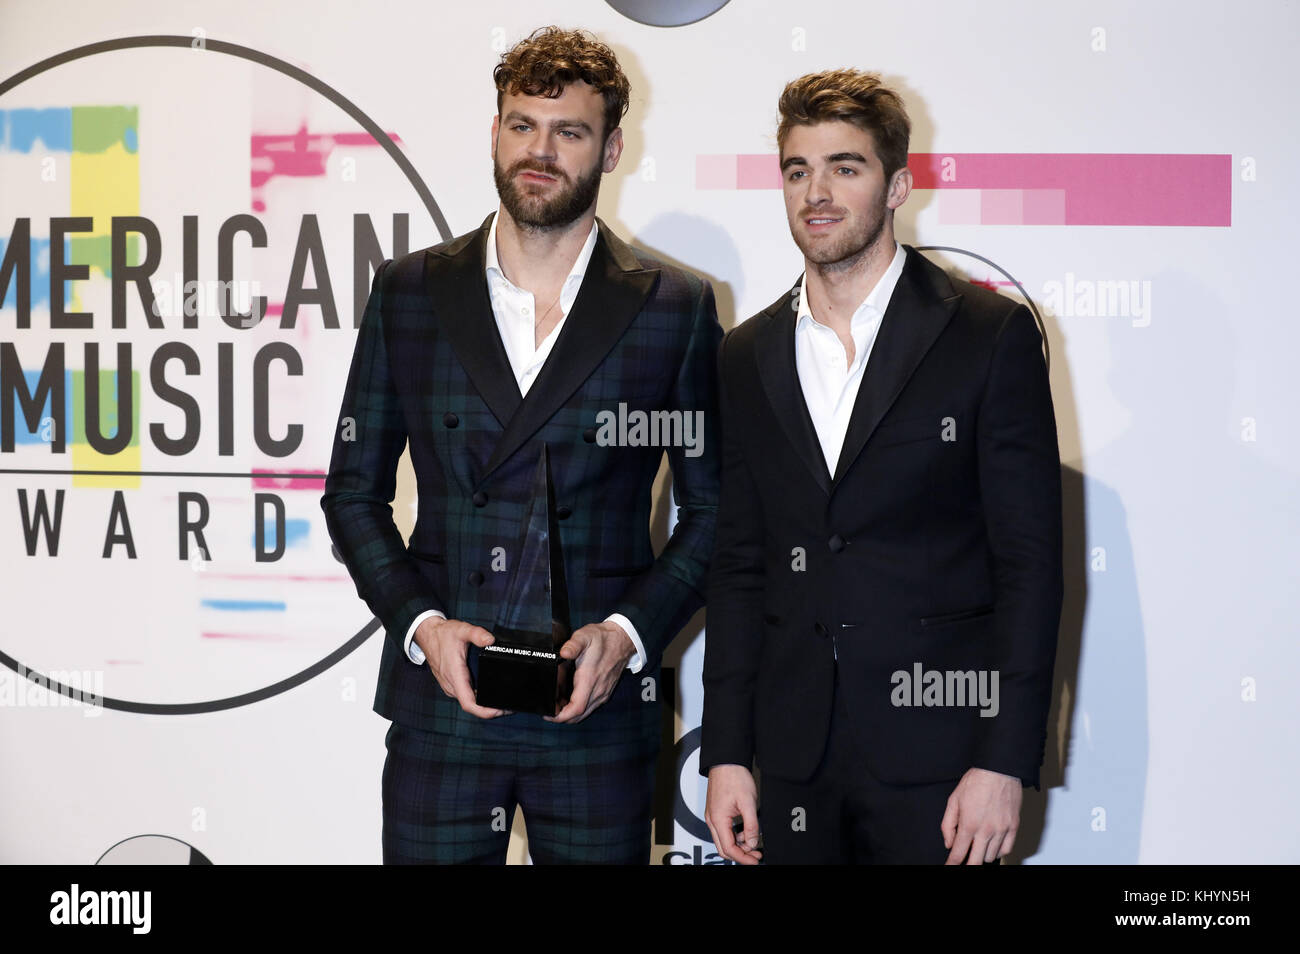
[695,154,736,189]
[252,469,326,491]
[912,153,1229,226]
[1023,188,1067,225]
[981,189,1024,225]
[250,126,404,213]
[737,154,781,189]
[697,152,1231,226]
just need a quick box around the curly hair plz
[777,69,911,179]
[493,26,631,141]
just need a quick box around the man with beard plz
[700,69,1063,864]
[322,27,721,864]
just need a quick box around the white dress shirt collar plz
[484,209,599,297]
[792,241,906,476]
[796,241,906,332]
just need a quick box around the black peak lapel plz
[831,246,962,486]
[479,216,660,482]
[754,278,833,496]
[425,212,522,429]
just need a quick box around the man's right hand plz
[705,764,762,865]
[412,616,506,719]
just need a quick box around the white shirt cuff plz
[404,610,445,665]
[605,613,646,673]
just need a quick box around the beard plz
[493,154,603,231]
[792,197,889,272]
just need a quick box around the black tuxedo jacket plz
[701,246,1063,787]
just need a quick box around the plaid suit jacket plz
[322,213,721,747]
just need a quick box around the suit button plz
[814,622,828,638]
[828,534,846,553]
[468,570,485,586]
[443,412,459,428]
[583,427,598,444]
[556,505,572,520]
[472,491,488,507]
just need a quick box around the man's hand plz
[941,766,1023,864]
[546,620,635,724]
[413,616,506,719]
[705,764,762,865]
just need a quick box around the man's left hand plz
[546,621,635,724]
[941,767,1022,864]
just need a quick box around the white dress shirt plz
[794,242,906,476]
[404,212,649,673]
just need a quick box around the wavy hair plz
[493,26,631,141]
[777,69,911,178]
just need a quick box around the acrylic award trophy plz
[475,445,574,716]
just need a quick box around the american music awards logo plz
[0,36,449,713]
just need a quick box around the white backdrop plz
[1,0,1297,864]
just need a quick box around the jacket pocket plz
[916,605,994,629]
[871,415,943,449]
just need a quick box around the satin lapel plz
[830,247,962,486]
[754,280,832,496]
[425,212,522,429]
[479,217,660,482]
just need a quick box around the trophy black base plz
[475,629,574,717]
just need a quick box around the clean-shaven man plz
[323,27,720,864]
[701,69,1062,864]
